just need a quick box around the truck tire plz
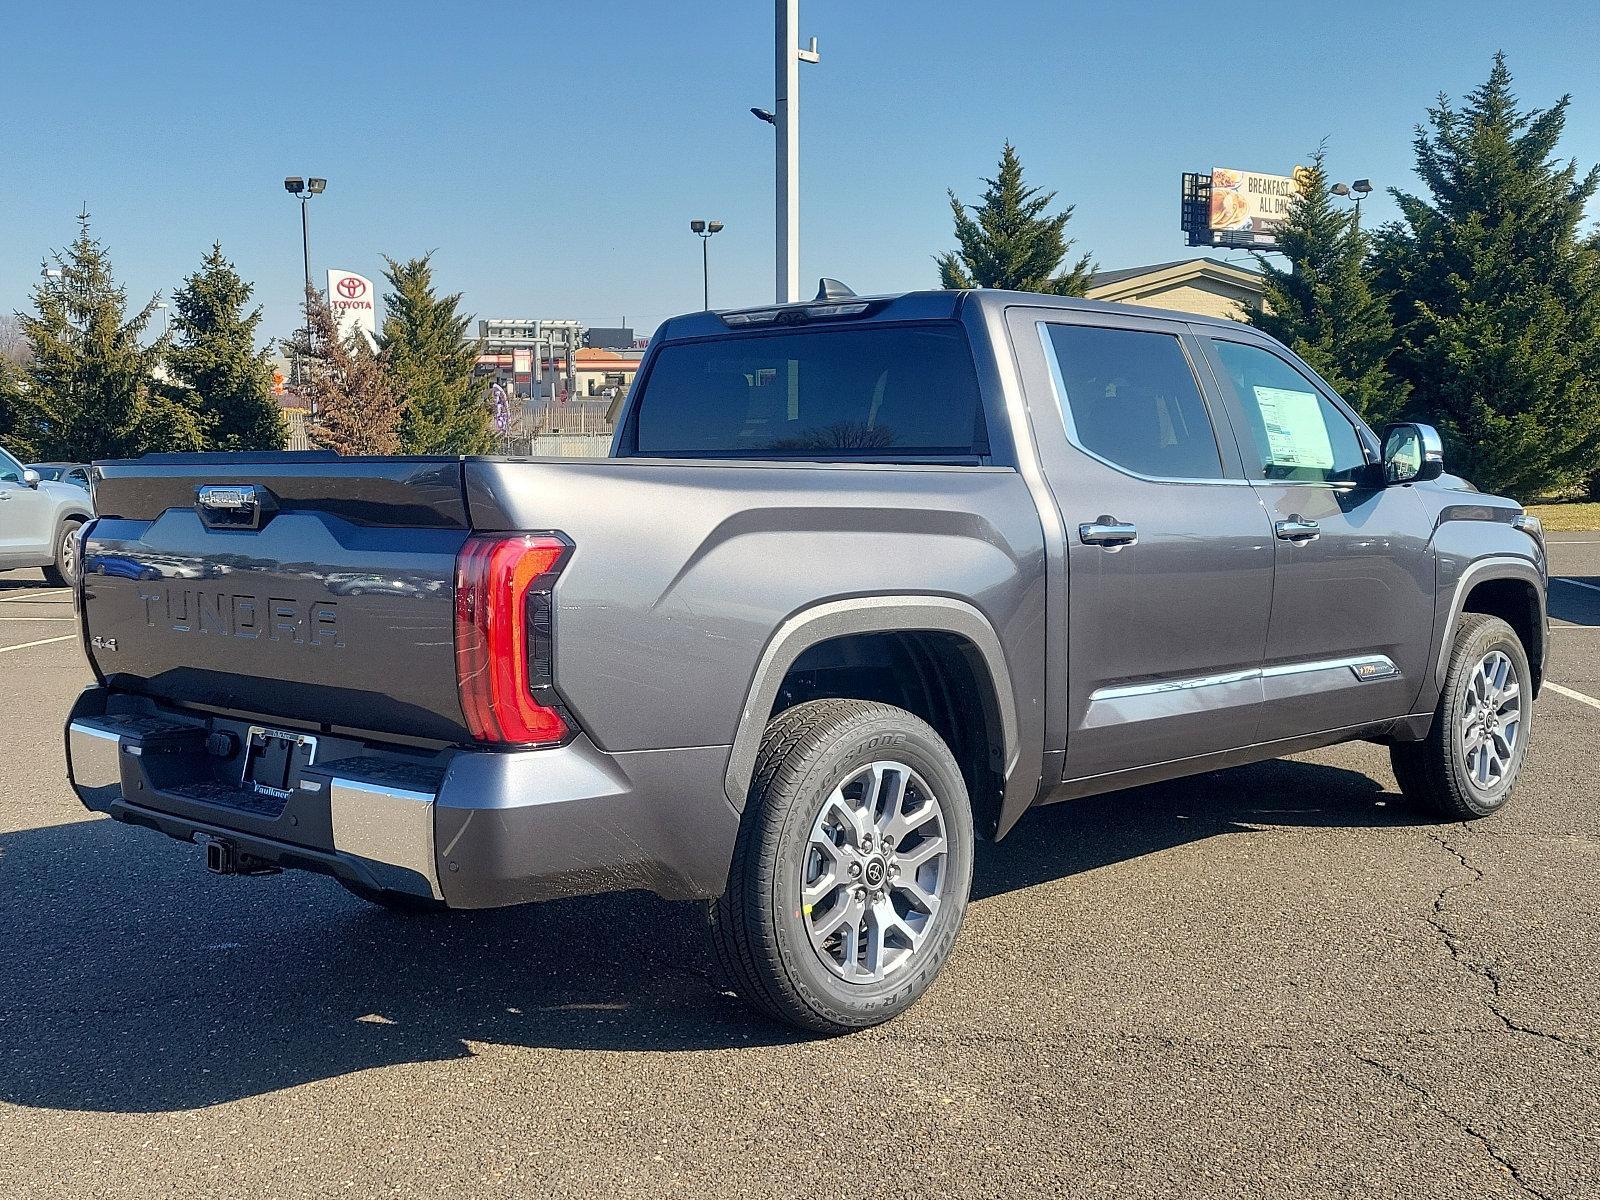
[711,698,974,1034]
[1391,613,1532,820]
[43,518,84,587]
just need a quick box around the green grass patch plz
[1525,502,1600,532]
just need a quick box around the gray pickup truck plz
[65,287,1547,1033]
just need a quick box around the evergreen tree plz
[380,254,494,454]
[1250,148,1406,427]
[281,288,400,455]
[1373,53,1600,498]
[936,142,1095,294]
[167,243,287,451]
[19,211,205,461]
[0,359,39,462]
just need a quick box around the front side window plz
[632,323,986,458]
[0,448,23,483]
[1209,340,1368,484]
[1042,324,1223,479]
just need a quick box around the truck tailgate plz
[82,455,472,743]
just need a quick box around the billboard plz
[1181,166,1311,250]
[1208,168,1303,237]
[326,270,377,343]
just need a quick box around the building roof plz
[1088,256,1263,290]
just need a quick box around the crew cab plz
[64,287,1547,1033]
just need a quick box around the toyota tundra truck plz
[64,286,1548,1033]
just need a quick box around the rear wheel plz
[43,519,84,587]
[711,699,974,1034]
[1391,613,1531,819]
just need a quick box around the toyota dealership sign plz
[327,269,377,343]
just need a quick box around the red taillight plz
[454,533,572,745]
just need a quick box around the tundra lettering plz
[65,287,1547,1035]
[139,588,340,647]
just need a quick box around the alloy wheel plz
[1459,649,1521,795]
[59,526,79,584]
[801,760,949,984]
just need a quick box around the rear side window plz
[631,324,987,457]
[1042,324,1223,479]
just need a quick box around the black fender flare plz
[722,595,1025,822]
[1430,556,1547,696]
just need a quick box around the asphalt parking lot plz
[1,535,1597,1199]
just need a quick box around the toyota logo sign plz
[326,270,377,341]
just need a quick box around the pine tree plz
[936,142,1095,294]
[167,243,287,451]
[380,254,493,454]
[0,359,39,462]
[19,211,205,461]
[1250,149,1406,427]
[1373,53,1600,499]
[281,288,400,455]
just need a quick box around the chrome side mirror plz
[21,468,40,488]
[1381,422,1444,485]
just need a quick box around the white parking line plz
[1554,577,1600,594]
[1546,682,1600,712]
[0,588,69,603]
[0,634,76,655]
[0,616,75,622]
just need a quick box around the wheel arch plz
[724,596,1026,838]
[54,506,92,537]
[1438,558,1546,697]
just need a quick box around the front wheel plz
[711,699,974,1034]
[1391,613,1532,819]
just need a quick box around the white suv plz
[0,444,94,586]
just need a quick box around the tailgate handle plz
[195,484,277,530]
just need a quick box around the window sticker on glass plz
[1253,386,1334,470]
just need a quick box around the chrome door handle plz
[1275,517,1320,542]
[1079,520,1138,547]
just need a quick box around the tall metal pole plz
[300,197,312,301]
[702,235,711,310]
[774,1,817,303]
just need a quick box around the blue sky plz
[4,1,1598,345]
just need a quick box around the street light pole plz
[690,220,724,309]
[300,196,312,298]
[773,0,818,303]
[283,176,327,386]
[1330,179,1373,228]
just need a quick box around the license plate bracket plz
[241,726,318,799]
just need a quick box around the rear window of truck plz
[629,323,988,458]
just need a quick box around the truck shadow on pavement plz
[0,576,61,595]
[1550,577,1600,626]
[0,756,1425,1113]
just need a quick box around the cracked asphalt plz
[1,533,1597,1199]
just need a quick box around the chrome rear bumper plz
[66,714,442,899]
